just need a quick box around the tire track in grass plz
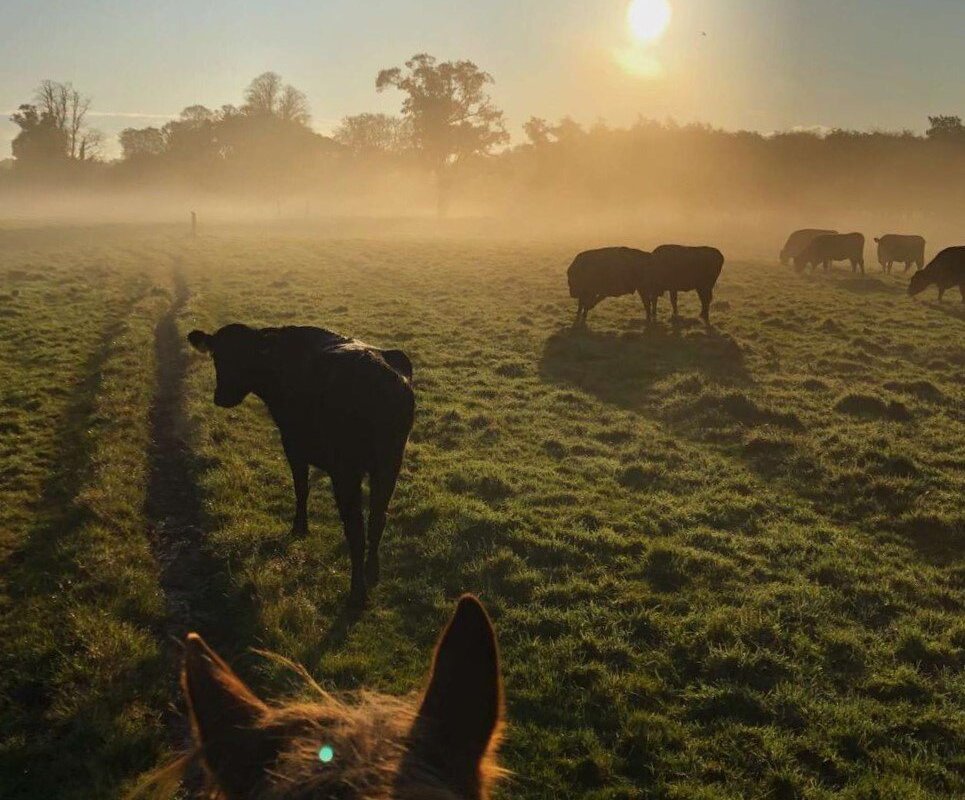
[145,268,207,764]
[0,275,156,798]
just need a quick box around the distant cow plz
[908,247,965,302]
[875,234,926,274]
[188,324,415,608]
[795,232,865,274]
[567,247,652,322]
[641,245,725,324]
[780,229,838,266]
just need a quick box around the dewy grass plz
[1,224,963,799]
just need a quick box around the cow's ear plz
[183,633,275,797]
[188,330,212,353]
[411,596,502,794]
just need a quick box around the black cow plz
[908,247,965,302]
[795,232,865,274]
[640,244,725,324]
[875,234,926,274]
[188,324,415,608]
[567,247,652,323]
[780,229,838,266]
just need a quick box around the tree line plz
[5,55,965,220]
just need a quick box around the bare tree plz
[243,72,310,125]
[244,71,283,116]
[32,80,102,160]
[78,128,104,161]
[277,85,310,125]
[36,80,87,159]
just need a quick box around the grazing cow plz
[780,229,838,266]
[188,324,414,608]
[794,232,865,274]
[640,244,725,324]
[875,234,926,274]
[567,247,652,323]
[140,595,503,800]
[908,246,965,302]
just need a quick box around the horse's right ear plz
[188,330,211,353]
[412,596,503,796]
[182,634,273,797]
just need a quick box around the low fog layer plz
[3,70,964,258]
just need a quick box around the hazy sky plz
[3,0,963,157]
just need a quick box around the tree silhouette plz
[10,105,69,168]
[376,53,507,214]
[926,115,965,141]
[34,80,101,160]
[243,72,310,125]
[334,113,411,155]
[9,81,102,169]
[119,127,165,160]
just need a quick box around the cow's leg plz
[638,290,652,322]
[959,284,964,303]
[938,286,945,301]
[698,287,712,324]
[284,445,310,536]
[575,299,585,323]
[670,291,679,317]
[331,469,366,607]
[365,449,404,586]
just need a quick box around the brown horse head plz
[179,595,503,800]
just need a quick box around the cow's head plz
[188,324,266,407]
[907,269,929,297]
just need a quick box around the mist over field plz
[3,67,965,258]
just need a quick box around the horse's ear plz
[188,330,211,353]
[413,595,502,794]
[182,633,273,797]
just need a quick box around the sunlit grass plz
[0,225,962,799]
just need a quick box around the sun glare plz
[627,0,672,44]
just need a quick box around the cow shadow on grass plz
[922,299,965,321]
[539,320,751,412]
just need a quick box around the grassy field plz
[1,224,962,799]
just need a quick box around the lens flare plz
[627,0,672,44]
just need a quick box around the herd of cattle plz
[184,232,963,609]
[568,231,965,323]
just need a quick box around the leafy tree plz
[119,127,165,160]
[376,53,507,214]
[926,115,965,141]
[10,105,69,166]
[523,117,553,147]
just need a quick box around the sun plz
[627,0,672,44]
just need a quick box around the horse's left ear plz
[412,595,503,795]
[188,330,211,353]
[183,634,275,797]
